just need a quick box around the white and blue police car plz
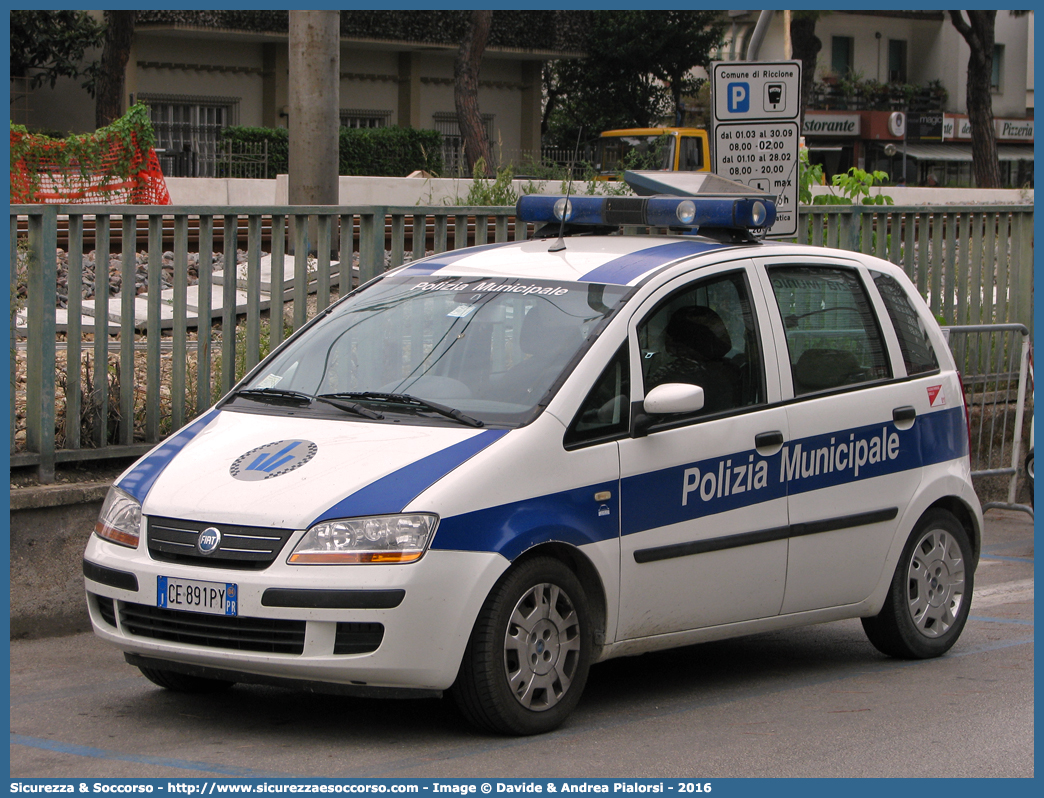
[84,174,982,735]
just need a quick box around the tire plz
[861,509,974,659]
[138,666,235,693]
[451,557,593,735]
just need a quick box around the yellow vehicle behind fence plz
[595,127,711,177]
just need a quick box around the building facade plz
[15,11,586,177]
[717,10,1033,187]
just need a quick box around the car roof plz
[394,235,880,289]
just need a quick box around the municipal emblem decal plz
[230,440,318,481]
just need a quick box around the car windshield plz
[236,273,631,427]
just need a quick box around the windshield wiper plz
[325,391,484,428]
[232,387,313,406]
[314,395,385,420]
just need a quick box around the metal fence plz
[944,324,1033,518]
[798,205,1034,334]
[10,202,1033,483]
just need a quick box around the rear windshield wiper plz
[325,391,484,428]
[314,394,385,420]
[232,387,313,406]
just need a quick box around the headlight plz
[288,514,438,564]
[94,486,142,548]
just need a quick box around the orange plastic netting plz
[11,126,171,205]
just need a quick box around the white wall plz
[165,176,1033,208]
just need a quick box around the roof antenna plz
[549,127,583,253]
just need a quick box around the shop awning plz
[899,143,1034,162]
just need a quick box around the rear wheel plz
[451,557,592,735]
[138,666,235,693]
[862,509,974,659]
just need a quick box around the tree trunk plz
[950,10,1001,188]
[789,13,821,134]
[95,11,135,129]
[454,10,493,177]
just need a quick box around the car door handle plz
[893,406,917,423]
[755,431,785,452]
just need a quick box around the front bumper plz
[83,533,508,692]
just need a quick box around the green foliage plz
[10,10,104,93]
[338,126,444,178]
[800,149,893,206]
[10,104,157,203]
[544,11,726,147]
[814,74,948,112]
[135,10,590,52]
[816,167,894,206]
[798,148,823,205]
[218,126,444,179]
[465,159,519,206]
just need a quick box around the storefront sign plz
[887,112,906,138]
[943,116,972,140]
[911,113,943,141]
[802,114,861,136]
[997,119,1033,140]
[943,116,1034,141]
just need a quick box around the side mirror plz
[632,383,705,437]
[643,383,705,415]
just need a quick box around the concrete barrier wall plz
[9,483,110,638]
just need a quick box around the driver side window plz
[637,270,765,417]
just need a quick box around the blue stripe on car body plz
[398,242,516,276]
[431,407,968,556]
[117,409,220,503]
[309,428,510,525]
[431,479,620,559]
[579,240,729,285]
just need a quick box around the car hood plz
[120,409,506,530]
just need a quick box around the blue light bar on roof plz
[516,194,775,232]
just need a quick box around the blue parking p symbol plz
[727,82,750,113]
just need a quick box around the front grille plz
[147,516,296,570]
[334,622,385,655]
[92,594,117,628]
[119,601,306,654]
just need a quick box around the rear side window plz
[768,265,891,396]
[872,272,940,376]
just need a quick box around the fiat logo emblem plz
[197,527,222,555]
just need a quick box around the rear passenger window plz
[768,266,891,396]
[872,272,940,376]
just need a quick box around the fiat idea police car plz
[84,173,982,735]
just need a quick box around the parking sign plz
[712,61,801,238]
[727,82,750,114]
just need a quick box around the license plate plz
[157,576,238,616]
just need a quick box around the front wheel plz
[862,509,974,659]
[451,557,592,735]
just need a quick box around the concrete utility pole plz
[288,10,340,207]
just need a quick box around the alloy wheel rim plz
[503,582,581,711]
[906,527,966,638]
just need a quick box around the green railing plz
[10,203,1033,481]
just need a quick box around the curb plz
[10,480,112,511]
